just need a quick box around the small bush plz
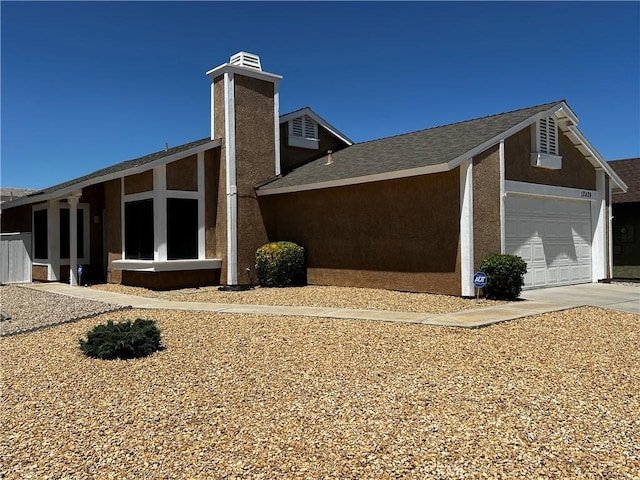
[479,254,528,300]
[255,241,306,287]
[79,319,162,360]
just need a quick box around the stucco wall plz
[0,204,32,232]
[234,74,276,284]
[104,179,122,283]
[473,145,502,268]
[124,170,153,195]
[121,269,221,290]
[504,126,596,189]
[205,148,221,259]
[166,154,198,191]
[260,169,462,295]
[279,123,349,174]
[32,265,48,282]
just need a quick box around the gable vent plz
[538,116,558,155]
[229,52,262,71]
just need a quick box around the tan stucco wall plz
[260,170,462,295]
[234,74,276,283]
[205,148,221,259]
[121,269,221,290]
[504,126,596,189]
[124,170,153,195]
[166,154,198,191]
[213,76,228,281]
[0,204,32,232]
[280,123,349,174]
[104,179,122,283]
[473,145,502,268]
[32,265,48,282]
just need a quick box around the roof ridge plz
[351,100,565,147]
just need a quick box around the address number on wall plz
[580,191,592,198]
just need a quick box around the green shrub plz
[479,254,528,300]
[79,319,162,360]
[255,241,306,287]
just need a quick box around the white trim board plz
[504,180,599,201]
[112,259,222,272]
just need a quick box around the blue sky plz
[2,1,639,190]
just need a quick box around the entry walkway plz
[24,282,639,328]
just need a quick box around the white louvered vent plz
[229,52,262,71]
[538,116,558,155]
[288,115,319,150]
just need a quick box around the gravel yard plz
[0,285,126,336]
[1,304,638,478]
[91,283,505,313]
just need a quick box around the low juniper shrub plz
[79,319,163,360]
[255,241,306,287]
[479,253,528,300]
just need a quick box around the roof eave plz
[3,139,222,209]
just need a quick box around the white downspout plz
[224,71,238,285]
[591,169,606,282]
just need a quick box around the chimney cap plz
[229,52,262,71]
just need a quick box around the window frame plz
[32,202,91,265]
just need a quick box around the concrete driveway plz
[521,283,639,315]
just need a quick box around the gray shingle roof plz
[7,137,212,205]
[260,101,563,191]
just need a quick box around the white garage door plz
[505,196,592,289]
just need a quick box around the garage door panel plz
[505,196,592,289]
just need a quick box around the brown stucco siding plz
[121,269,221,290]
[261,170,462,295]
[166,154,198,191]
[213,76,228,281]
[32,265,48,282]
[124,170,153,195]
[0,204,32,232]
[204,148,220,259]
[234,74,275,281]
[280,123,349,174]
[473,145,502,268]
[504,126,596,190]
[104,179,122,283]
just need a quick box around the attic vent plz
[538,116,558,155]
[288,115,319,150]
[229,52,262,71]
[531,115,562,170]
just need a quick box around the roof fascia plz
[256,163,450,196]
[5,139,222,209]
[279,107,354,145]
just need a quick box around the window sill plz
[112,259,222,272]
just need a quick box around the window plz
[166,198,198,260]
[60,208,84,259]
[33,209,48,259]
[125,199,154,260]
[288,115,319,149]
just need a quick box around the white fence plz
[0,233,32,284]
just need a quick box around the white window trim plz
[120,161,212,268]
[32,202,91,265]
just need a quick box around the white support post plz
[68,195,80,285]
[460,159,475,297]
[47,199,60,281]
[274,82,281,177]
[591,169,607,282]
[608,183,614,278]
[499,140,506,254]
[154,166,167,262]
[197,151,206,260]
[224,71,238,285]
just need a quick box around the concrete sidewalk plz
[23,282,639,328]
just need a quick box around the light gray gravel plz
[0,285,126,336]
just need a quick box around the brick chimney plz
[206,52,282,285]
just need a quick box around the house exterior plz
[609,158,640,279]
[0,52,627,295]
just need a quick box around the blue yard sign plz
[473,271,487,289]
